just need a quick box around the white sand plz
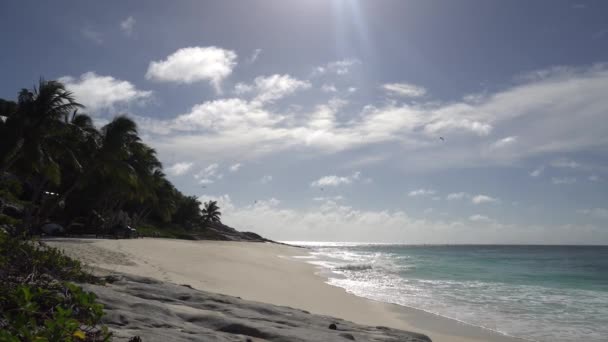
[46,238,525,342]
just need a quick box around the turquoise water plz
[287,242,608,342]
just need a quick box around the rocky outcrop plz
[83,274,432,342]
[193,221,272,242]
[0,195,23,218]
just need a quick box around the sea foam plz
[286,242,608,342]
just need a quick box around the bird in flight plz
[439,137,445,141]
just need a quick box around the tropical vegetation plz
[0,233,111,341]
[201,200,221,224]
[0,78,221,238]
[0,79,224,341]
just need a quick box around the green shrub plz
[0,283,110,341]
[0,233,98,284]
[0,176,23,200]
[136,223,196,240]
[0,233,111,341]
[172,232,197,240]
[0,214,20,227]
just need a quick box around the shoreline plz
[351,295,532,342]
[45,238,526,342]
[290,248,530,342]
[300,255,533,342]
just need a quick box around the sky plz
[1,0,608,244]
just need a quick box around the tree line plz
[0,79,221,236]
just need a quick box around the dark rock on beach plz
[82,274,432,342]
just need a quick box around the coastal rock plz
[340,333,355,340]
[40,223,64,235]
[82,274,432,342]
[193,221,274,242]
[1,201,23,218]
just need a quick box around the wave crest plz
[336,263,373,271]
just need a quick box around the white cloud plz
[469,214,492,222]
[313,195,344,202]
[174,98,280,131]
[81,27,102,44]
[195,194,608,244]
[138,64,608,170]
[246,48,262,64]
[234,74,311,103]
[577,208,608,219]
[423,117,493,137]
[166,162,193,176]
[194,163,221,184]
[145,46,237,92]
[120,16,136,36]
[348,87,357,93]
[321,84,337,93]
[472,194,498,204]
[311,172,361,187]
[197,194,448,242]
[552,177,577,185]
[550,158,580,169]
[589,175,601,182]
[408,189,437,197]
[446,192,469,200]
[233,83,253,94]
[59,72,152,112]
[260,175,273,184]
[463,93,486,104]
[464,64,608,159]
[254,197,281,207]
[382,83,427,98]
[530,166,544,177]
[229,163,242,172]
[314,59,360,75]
[491,136,518,149]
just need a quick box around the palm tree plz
[128,142,162,203]
[0,79,83,174]
[37,111,100,221]
[44,115,141,227]
[125,143,167,225]
[149,170,178,223]
[201,201,221,224]
[2,79,234,237]
[0,81,83,230]
[173,195,203,229]
[91,116,142,219]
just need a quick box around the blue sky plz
[2,0,608,243]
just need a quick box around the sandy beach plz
[46,238,525,342]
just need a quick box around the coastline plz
[46,238,526,342]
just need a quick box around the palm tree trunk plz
[0,137,24,175]
[132,206,150,227]
[39,161,96,221]
[21,178,48,233]
[37,180,80,224]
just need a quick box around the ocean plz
[286,242,608,342]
